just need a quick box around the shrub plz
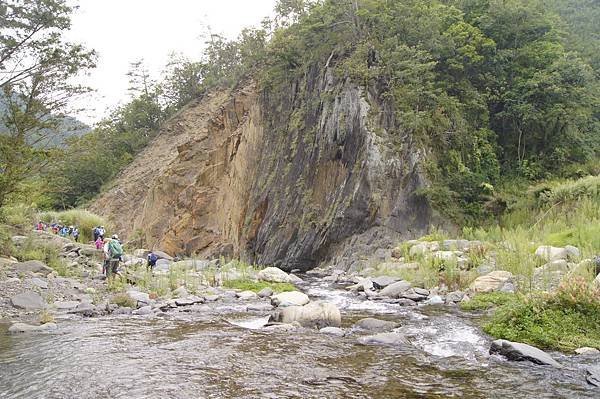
[460,292,516,311]
[110,292,137,308]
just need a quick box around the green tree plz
[0,0,95,207]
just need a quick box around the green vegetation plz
[460,292,516,311]
[38,209,109,241]
[483,278,600,352]
[222,279,295,293]
[13,234,72,277]
[110,293,137,309]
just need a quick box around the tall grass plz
[38,209,109,242]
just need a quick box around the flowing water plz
[0,279,597,398]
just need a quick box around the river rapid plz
[0,279,597,398]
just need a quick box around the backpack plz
[108,240,124,258]
[148,253,158,263]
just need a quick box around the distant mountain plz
[0,92,90,148]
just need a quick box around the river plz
[0,279,597,398]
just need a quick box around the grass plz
[222,279,295,293]
[481,278,600,352]
[40,310,55,324]
[110,292,137,308]
[14,234,74,277]
[460,292,516,311]
[38,209,109,242]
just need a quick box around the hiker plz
[72,227,80,242]
[95,236,104,250]
[93,226,99,242]
[147,251,158,271]
[98,226,106,240]
[104,235,124,279]
[36,221,44,231]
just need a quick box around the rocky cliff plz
[91,65,438,271]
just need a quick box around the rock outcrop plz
[92,67,439,271]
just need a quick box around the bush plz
[14,235,72,277]
[483,278,600,352]
[460,292,516,311]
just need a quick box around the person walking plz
[104,235,124,279]
[147,251,158,271]
[72,227,80,242]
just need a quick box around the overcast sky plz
[65,0,276,124]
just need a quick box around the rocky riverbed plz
[1,232,600,398]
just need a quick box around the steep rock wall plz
[92,66,437,271]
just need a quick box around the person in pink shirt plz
[95,237,104,250]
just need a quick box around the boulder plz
[8,322,57,334]
[379,280,412,298]
[288,273,303,284]
[154,259,171,272]
[271,291,310,307]
[11,291,46,310]
[391,246,404,259]
[445,291,464,303]
[171,259,212,270]
[246,303,274,312]
[433,251,459,262]
[258,267,293,283]
[272,301,341,328]
[127,290,150,306]
[425,295,444,305]
[353,318,398,332]
[133,306,153,315]
[534,246,568,262]
[357,332,409,346]
[257,287,274,298]
[565,245,580,259]
[237,290,258,300]
[53,301,80,310]
[152,250,173,261]
[172,286,189,298]
[371,276,399,289]
[586,365,600,387]
[471,271,513,293]
[490,339,561,367]
[13,260,53,276]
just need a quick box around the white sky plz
[65,0,276,124]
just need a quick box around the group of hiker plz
[36,221,80,242]
[35,223,161,281]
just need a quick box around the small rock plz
[257,287,274,298]
[353,318,398,332]
[490,339,561,367]
[246,303,274,312]
[54,301,79,310]
[288,274,303,284]
[113,307,133,315]
[320,327,345,336]
[477,264,495,275]
[204,294,220,302]
[575,347,600,355]
[173,286,189,298]
[425,295,444,305]
[133,306,152,315]
[565,245,580,259]
[413,287,430,296]
[499,282,516,293]
[445,291,464,303]
[534,246,568,262]
[175,296,203,306]
[586,365,600,387]
[357,332,409,346]
[27,277,48,289]
[127,290,150,306]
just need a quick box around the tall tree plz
[0,0,95,207]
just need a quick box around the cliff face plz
[91,66,437,271]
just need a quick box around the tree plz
[0,0,95,207]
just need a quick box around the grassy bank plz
[463,278,600,352]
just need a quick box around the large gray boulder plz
[490,339,561,367]
[353,318,398,332]
[153,259,171,272]
[152,250,173,261]
[379,280,412,298]
[258,267,293,283]
[371,276,399,289]
[11,291,46,310]
[586,365,600,387]
[13,260,53,276]
[271,301,341,328]
[357,332,409,346]
[271,291,310,307]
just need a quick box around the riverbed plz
[0,280,597,398]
